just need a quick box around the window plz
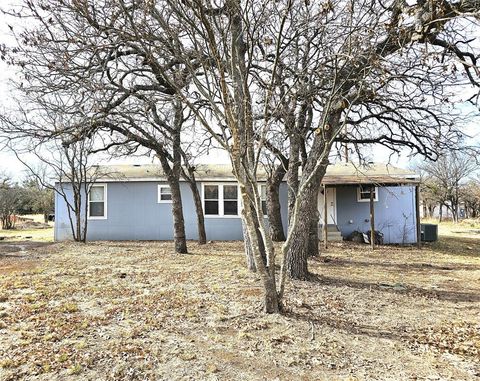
[158,185,172,203]
[204,185,219,215]
[357,185,378,202]
[260,184,267,216]
[203,184,240,217]
[88,184,107,219]
[223,185,238,215]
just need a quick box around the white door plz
[318,187,337,225]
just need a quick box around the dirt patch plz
[0,239,479,380]
[0,241,52,256]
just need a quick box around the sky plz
[0,2,478,181]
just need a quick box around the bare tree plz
[3,0,480,313]
[22,169,55,223]
[1,0,210,251]
[0,173,22,230]
[461,178,480,218]
[420,152,477,222]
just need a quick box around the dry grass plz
[0,224,479,380]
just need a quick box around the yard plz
[0,222,479,380]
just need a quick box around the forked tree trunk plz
[285,112,340,279]
[242,194,279,313]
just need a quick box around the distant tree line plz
[0,170,54,229]
[419,152,479,222]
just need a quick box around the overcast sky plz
[0,3,479,181]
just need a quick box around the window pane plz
[90,186,104,202]
[360,185,375,199]
[160,187,171,194]
[90,202,104,217]
[224,200,238,215]
[204,185,218,199]
[205,200,219,215]
[224,185,237,200]
[160,186,172,201]
[262,201,267,215]
[260,185,267,200]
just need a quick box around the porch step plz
[320,231,343,242]
[319,225,343,242]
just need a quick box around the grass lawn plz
[0,222,479,380]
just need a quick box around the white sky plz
[0,3,478,181]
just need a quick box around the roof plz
[321,162,419,185]
[91,162,418,185]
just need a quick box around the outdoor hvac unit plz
[421,224,438,242]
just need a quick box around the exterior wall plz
[335,185,418,244]
[54,180,416,244]
[55,181,289,241]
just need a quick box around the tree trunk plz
[307,209,319,257]
[169,178,188,253]
[156,99,188,254]
[187,179,207,244]
[285,181,320,279]
[285,111,340,279]
[242,217,256,272]
[287,135,300,221]
[266,165,286,241]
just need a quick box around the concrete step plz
[320,224,340,233]
[320,231,343,242]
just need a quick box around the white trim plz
[157,185,173,203]
[202,183,241,218]
[357,185,378,202]
[87,183,108,220]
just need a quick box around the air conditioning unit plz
[421,224,438,242]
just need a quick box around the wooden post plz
[415,185,421,248]
[370,186,375,250]
[323,184,328,249]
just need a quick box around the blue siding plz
[55,181,289,241]
[55,181,415,244]
[335,185,417,244]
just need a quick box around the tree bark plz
[157,100,188,254]
[285,180,320,279]
[266,164,286,242]
[168,178,188,253]
[241,217,256,272]
[185,175,207,244]
[287,135,300,221]
[307,209,319,257]
[285,111,340,279]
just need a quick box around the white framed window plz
[223,184,238,215]
[202,183,240,217]
[357,185,378,202]
[88,184,107,219]
[260,184,268,216]
[157,185,172,203]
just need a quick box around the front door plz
[318,187,337,225]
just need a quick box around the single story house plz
[54,162,420,244]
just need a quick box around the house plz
[54,162,420,244]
